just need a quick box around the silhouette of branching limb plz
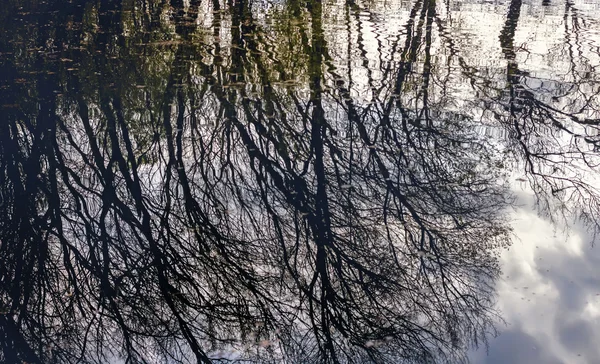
[0,0,549,362]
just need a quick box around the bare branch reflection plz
[0,0,599,363]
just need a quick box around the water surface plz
[1,0,599,362]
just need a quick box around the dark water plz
[0,0,599,362]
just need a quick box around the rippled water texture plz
[0,0,599,362]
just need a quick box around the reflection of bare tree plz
[439,0,600,233]
[492,0,600,232]
[2,0,600,363]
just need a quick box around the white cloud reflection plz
[472,188,600,364]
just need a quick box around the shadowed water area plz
[1,0,600,362]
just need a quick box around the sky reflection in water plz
[0,0,599,362]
